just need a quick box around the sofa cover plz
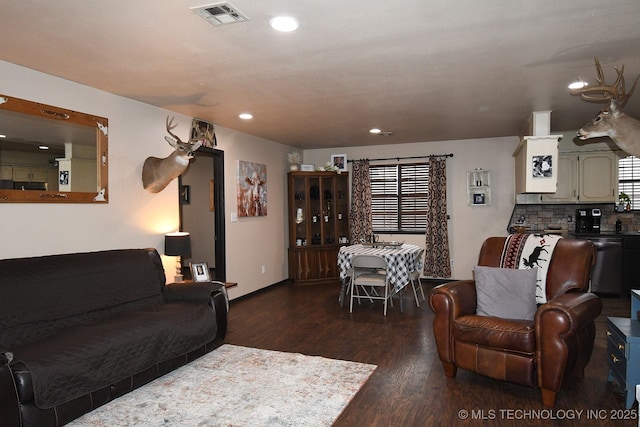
[0,248,227,427]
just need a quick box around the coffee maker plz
[575,208,601,233]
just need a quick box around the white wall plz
[0,59,521,292]
[0,60,292,299]
[217,127,291,299]
[303,136,519,280]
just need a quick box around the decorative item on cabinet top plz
[287,151,302,171]
[331,154,347,172]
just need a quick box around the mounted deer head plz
[570,57,640,157]
[142,117,202,193]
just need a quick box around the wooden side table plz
[631,289,640,320]
[607,289,640,408]
[607,317,640,408]
[170,279,237,289]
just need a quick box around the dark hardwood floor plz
[225,281,637,426]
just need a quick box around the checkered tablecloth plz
[337,243,424,293]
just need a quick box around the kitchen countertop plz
[508,226,640,238]
[570,232,640,238]
[512,231,640,238]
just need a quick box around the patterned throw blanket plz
[499,233,563,304]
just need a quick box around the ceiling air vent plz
[191,2,249,26]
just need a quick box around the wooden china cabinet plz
[287,171,350,284]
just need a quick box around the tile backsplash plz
[509,204,640,234]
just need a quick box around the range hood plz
[514,111,562,201]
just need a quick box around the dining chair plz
[339,261,384,307]
[409,248,425,307]
[349,255,393,315]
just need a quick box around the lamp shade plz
[164,232,192,258]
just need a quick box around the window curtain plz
[349,160,372,244]
[423,157,451,278]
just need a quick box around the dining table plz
[337,242,424,306]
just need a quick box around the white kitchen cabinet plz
[579,151,618,202]
[0,165,12,180]
[12,166,48,182]
[541,151,617,203]
[542,154,578,202]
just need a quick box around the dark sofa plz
[0,248,228,427]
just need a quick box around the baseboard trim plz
[229,277,459,305]
[229,280,290,305]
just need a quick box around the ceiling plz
[1,0,640,149]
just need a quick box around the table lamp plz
[165,232,191,282]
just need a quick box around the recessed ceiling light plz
[0,134,6,138]
[369,128,381,134]
[38,145,49,150]
[239,113,253,120]
[568,81,588,90]
[270,16,299,32]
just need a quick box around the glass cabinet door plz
[335,176,349,244]
[292,175,307,246]
[309,177,322,245]
[289,172,350,248]
[321,177,335,245]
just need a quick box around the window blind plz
[370,163,429,232]
[619,155,640,209]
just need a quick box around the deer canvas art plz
[236,160,267,217]
[142,117,203,193]
[570,57,640,158]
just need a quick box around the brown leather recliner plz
[429,236,602,407]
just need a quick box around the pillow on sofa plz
[474,265,538,321]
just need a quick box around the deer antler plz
[166,116,184,143]
[570,57,640,109]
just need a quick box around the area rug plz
[68,344,377,427]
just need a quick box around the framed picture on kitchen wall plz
[532,155,552,178]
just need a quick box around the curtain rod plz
[347,153,453,163]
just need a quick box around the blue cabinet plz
[607,290,640,408]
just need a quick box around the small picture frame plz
[473,193,485,204]
[190,118,216,148]
[301,164,315,172]
[190,262,211,282]
[331,154,347,171]
[59,170,69,185]
[180,185,190,204]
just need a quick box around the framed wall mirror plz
[0,94,108,203]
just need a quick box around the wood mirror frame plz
[0,94,108,203]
